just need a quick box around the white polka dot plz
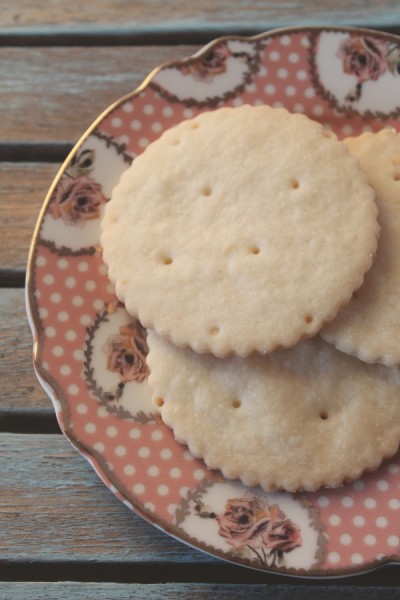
[352,480,365,491]
[111,117,122,127]
[376,516,388,528]
[42,361,49,370]
[245,83,257,93]
[57,258,68,269]
[73,349,84,361]
[304,87,315,98]
[387,535,399,547]
[98,263,108,276]
[144,501,155,512]
[232,98,243,107]
[106,283,115,295]
[36,255,47,266]
[341,496,354,508]
[296,69,308,81]
[387,463,399,474]
[364,497,377,509]
[138,446,150,458]
[342,124,353,136]
[148,465,160,477]
[50,292,61,303]
[143,104,154,115]
[92,299,104,311]
[157,484,169,496]
[107,426,118,437]
[107,462,114,471]
[184,450,194,461]
[138,137,149,148]
[52,345,64,357]
[85,422,96,434]
[77,403,88,414]
[312,105,324,116]
[328,551,340,564]
[162,106,173,117]
[167,503,178,516]
[72,295,84,306]
[179,486,189,498]
[289,52,299,63]
[364,534,376,546]
[273,101,284,109]
[80,315,92,326]
[118,135,130,145]
[377,479,389,491]
[57,311,69,322]
[68,384,79,395]
[151,121,162,133]
[293,103,305,113]
[194,468,205,481]
[160,448,172,460]
[123,464,136,475]
[170,467,181,479]
[258,66,267,77]
[129,427,141,439]
[389,498,400,509]
[122,102,133,113]
[45,326,56,338]
[340,533,352,545]
[130,119,142,130]
[301,35,311,47]
[35,290,41,300]
[115,445,127,457]
[269,50,280,61]
[351,553,364,565]
[151,429,163,441]
[280,35,291,46]
[285,85,296,97]
[97,406,108,418]
[78,261,89,273]
[65,277,77,288]
[317,496,330,507]
[65,330,77,342]
[133,483,145,495]
[94,442,105,453]
[329,514,341,526]
[252,99,265,106]
[85,280,96,291]
[59,364,71,376]
[353,515,365,527]
[277,68,288,79]
[264,83,276,95]
[43,274,54,285]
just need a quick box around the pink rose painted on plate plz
[49,175,106,226]
[180,45,232,82]
[102,320,149,384]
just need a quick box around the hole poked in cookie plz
[231,398,241,409]
[249,245,260,255]
[191,122,200,129]
[305,314,313,324]
[201,185,212,197]
[393,173,400,181]
[172,139,180,146]
[319,411,329,420]
[155,397,164,408]
[291,179,300,189]
[209,326,220,336]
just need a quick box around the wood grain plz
[0,582,399,600]
[0,46,197,146]
[0,432,210,563]
[2,0,400,38]
[0,289,50,414]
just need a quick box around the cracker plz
[147,331,400,492]
[101,105,378,357]
[322,129,400,366]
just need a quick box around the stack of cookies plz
[101,105,400,492]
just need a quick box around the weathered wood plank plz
[0,433,212,563]
[0,583,399,600]
[0,163,58,271]
[0,288,55,414]
[0,46,197,145]
[1,0,400,39]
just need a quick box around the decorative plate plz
[27,26,400,577]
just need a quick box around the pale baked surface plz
[147,331,400,493]
[101,105,378,357]
[322,129,400,366]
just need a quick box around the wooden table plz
[2,2,400,598]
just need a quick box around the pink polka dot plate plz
[26,26,400,577]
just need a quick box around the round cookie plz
[322,129,400,366]
[147,331,400,493]
[101,105,378,357]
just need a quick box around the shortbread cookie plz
[147,331,400,493]
[101,105,378,357]
[322,129,400,366]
